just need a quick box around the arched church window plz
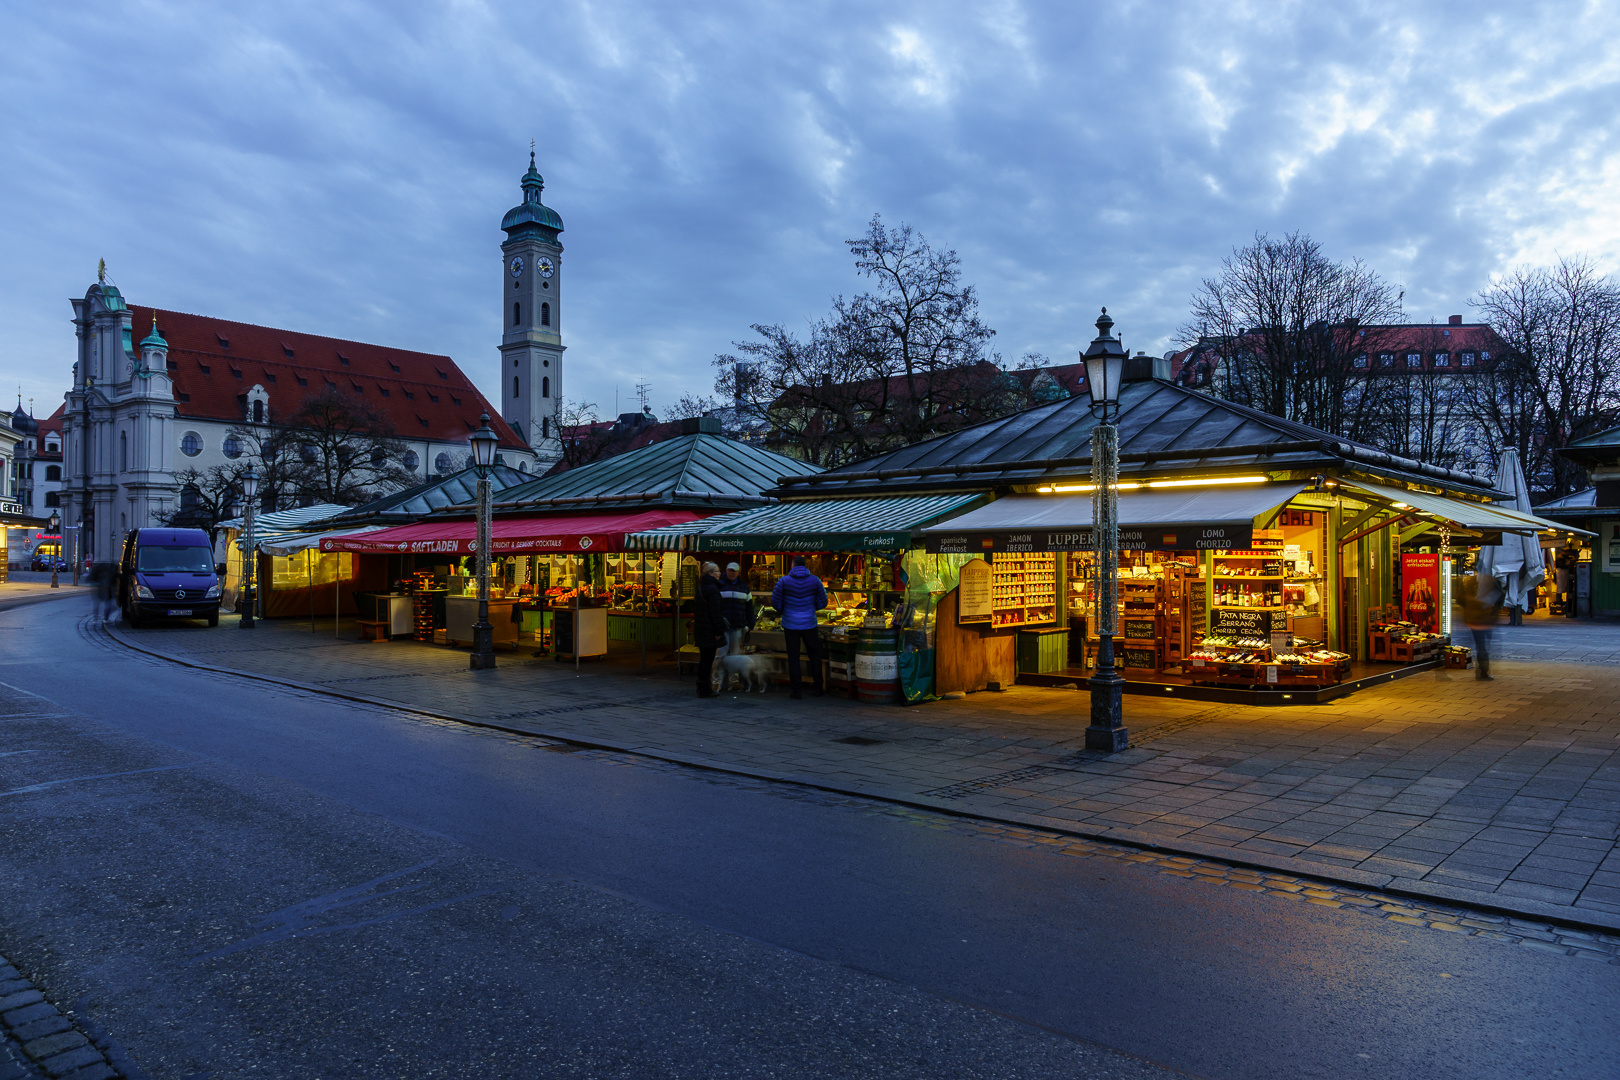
[180,432,202,457]
[222,436,243,459]
[120,432,128,471]
[513,302,521,326]
[513,377,520,398]
[542,377,549,398]
[542,417,549,439]
[253,400,265,423]
[180,484,202,512]
[45,465,61,482]
[540,303,551,327]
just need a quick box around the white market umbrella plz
[1477,447,1545,611]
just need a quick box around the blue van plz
[119,528,224,628]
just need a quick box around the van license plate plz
[167,609,190,616]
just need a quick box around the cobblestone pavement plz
[110,613,1620,930]
[1491,616,1620,664]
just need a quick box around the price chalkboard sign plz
[1212,608,1284,635]
[1122,618,1157,640]
[1122,647,1158,670]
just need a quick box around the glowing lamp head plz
[1083,307,1127,411]
[470,413,499,476]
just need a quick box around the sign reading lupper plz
[1211,607,1285,635]
[957,558,992,623]
[926,522,1261,554]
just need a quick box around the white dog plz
[712,652,771,694]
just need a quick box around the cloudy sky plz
[5,0,1620,424]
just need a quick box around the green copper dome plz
[502,152,564,239]
[139,315,167,351]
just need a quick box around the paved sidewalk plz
[105,613,1620,930]
[1491,616,1620,664]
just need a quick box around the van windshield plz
[137,546,215,573]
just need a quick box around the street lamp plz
[47,511,60,589]
[468,414,499,671]
[240,468,259,630]
[1083,308,1129,753]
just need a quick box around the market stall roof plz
[318,508,703,555]
[1338,479,1592,536]
[0,510,50,528]
[258,525,387,557]
[1533,487,1620,522]
[773,377,1503,499]
[485,430,821,514]
[219,503,350,534]
[323,465,530,526]
[631,493,986,553]
[921,483,1306,552]
[1555,424,1620,467]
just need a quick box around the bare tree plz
[158,464,251,540]
[279,388,414,504]
[1466,256,1620,497]
[713,215,1018,466]
[1183,231,1406,444]
[1380,325,1477,472]
[555,399,614,470]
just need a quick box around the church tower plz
[499,152,565,464]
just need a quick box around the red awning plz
[319,509,703,555]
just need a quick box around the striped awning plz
[626,493,984,553]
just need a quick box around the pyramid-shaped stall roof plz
[479,433,821,515]
[325,464,531,526]
[773,378,1504,500]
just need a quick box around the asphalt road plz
[0,596,1614,1080]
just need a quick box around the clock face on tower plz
[508,256,524,278]
[537,257,555,279]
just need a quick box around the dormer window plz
[379,386,390,397]
[216,334,230,349]
[451,396,461,406]
[429,393,440,403]
[1353,354,1368,369]
[404,390,415,401]
[297,376,308,387]
[389,362,400,373]
[437,370,448,381]
[338,352,350,366]
[1435,352,1450,367]
[281,343,295,358]
[198,362,211,374]
[1378,353,1393,367]
[230,367,243,379]
[1461,352,1476,366]
[1406,353,1422,368]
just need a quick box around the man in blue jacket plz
[770,555,828,699]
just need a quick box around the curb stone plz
[0,957,118,1080]
[102,619,1620,937]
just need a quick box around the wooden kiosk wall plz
[934,587,1016,694]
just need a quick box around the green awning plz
[634,493,985,552]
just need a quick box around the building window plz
[435,452,452,473]
[540,303,551,327]
[180,431,202,457]
[513,301,521,325]
[1353,354,1368,369]
[45,439,59,453]
[1406,353,1422,368]
[1379,353,1393,367]
[253,400,265,423]
[542,376,549,398]
[44,491,59,508]
[513,376,520,398]
[403,450,419,472]
[371,447,388,465]
[220,436,243,460]
[542,416,549,439]
[1461,352,1476,366]
[180,484,202,512]
[1434,352,1449,367]
[300,444,316,464]
[1481,351,1492,362]
[120,431,128,471]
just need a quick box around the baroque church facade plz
[58,157,567,563]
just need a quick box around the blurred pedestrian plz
[718,562,755,656]
[86,561,116,620]
[693,561,727,698]
[771,555,828,699]
[1458,571,1503,681]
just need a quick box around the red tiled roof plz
[129,306,526,449]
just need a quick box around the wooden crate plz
[1367,631,1391,661]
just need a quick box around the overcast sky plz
[5,1,1620,425]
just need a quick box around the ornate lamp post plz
[47,511,60,589]
[1082,308,1128,753]
[469,414,499,671]
[240,468,259,630]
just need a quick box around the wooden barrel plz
[854,627,900,703]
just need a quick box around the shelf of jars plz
[990,552,1058,628]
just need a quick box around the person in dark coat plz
[1458,571,1503,681]
[693,562,728,697]
[770,555,828,699]
[86,561,116,620]
[718,562,755,656]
